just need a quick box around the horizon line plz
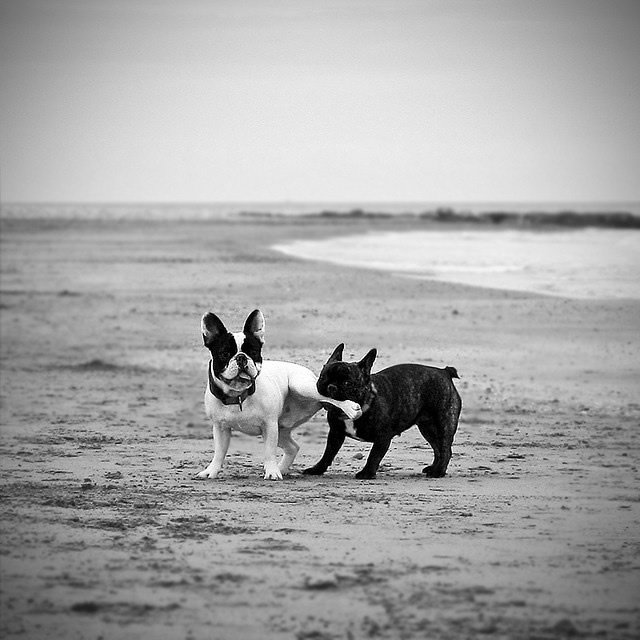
[3,198,640,206]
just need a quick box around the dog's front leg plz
[196,425,231,479]
[356,438,392,480]
[302,417,346,475]
[262,422,283,480]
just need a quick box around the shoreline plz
[272,227,640,301]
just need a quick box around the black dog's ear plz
[243,309,265,344]
[358,348,377,376]
[201,312,228,348]
[325,343,344,365]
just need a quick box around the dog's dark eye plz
[209,333,238,371]
[240,337,262,364]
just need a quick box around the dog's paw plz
[355,469,377,480]
[340,400,362,420]
[422,465,446,478]
[264,463,283,481]
[196,467,221,479]
[302,465,326,476]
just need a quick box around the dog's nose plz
[236,353,248,367]
[327,384,338,399]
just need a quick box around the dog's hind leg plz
[418,395,461,477]
[289,368,362,420]
[417,417,448,477]
[277,428,300,476]
[262,421,284,480]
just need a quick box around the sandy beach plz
[1,215,639,640]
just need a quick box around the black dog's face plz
[317,362,364,402]
[317,344,377,403]
[202,310,265,391]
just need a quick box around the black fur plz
[202,311,263,378]
[303,344,462,479]
[241,310,264,366]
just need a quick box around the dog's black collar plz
[208,361,256,410]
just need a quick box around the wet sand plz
[1,216,639,639]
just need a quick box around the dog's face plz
[317,343,377,403]
[202,310,265,392]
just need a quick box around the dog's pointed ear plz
[201,312,228,348]
[243,309,265,344]
[325,343,344,365]
[358,348,377,376]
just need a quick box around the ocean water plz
[273,229,640,300]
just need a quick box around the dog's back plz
[371,363,460,413]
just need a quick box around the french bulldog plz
[197,310,362,480]
[303,344,462,479]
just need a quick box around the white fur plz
[217,332,261,383]
[197,360,362,480]
[232,332,244,351]
[343,419,365,441]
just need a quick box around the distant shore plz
[242,207,640,229]
[2,202,640,228]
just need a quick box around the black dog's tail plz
[444,366,460,379]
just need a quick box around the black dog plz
[303,344,462,479]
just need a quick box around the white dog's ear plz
[326,343,344,365]
[358,348,377,376]
[243,309,265,344]
[201,312,228,348]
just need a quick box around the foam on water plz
[273,229,640,300]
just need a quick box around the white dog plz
[197,309,361,480]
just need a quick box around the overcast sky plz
[1,0,639,203]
